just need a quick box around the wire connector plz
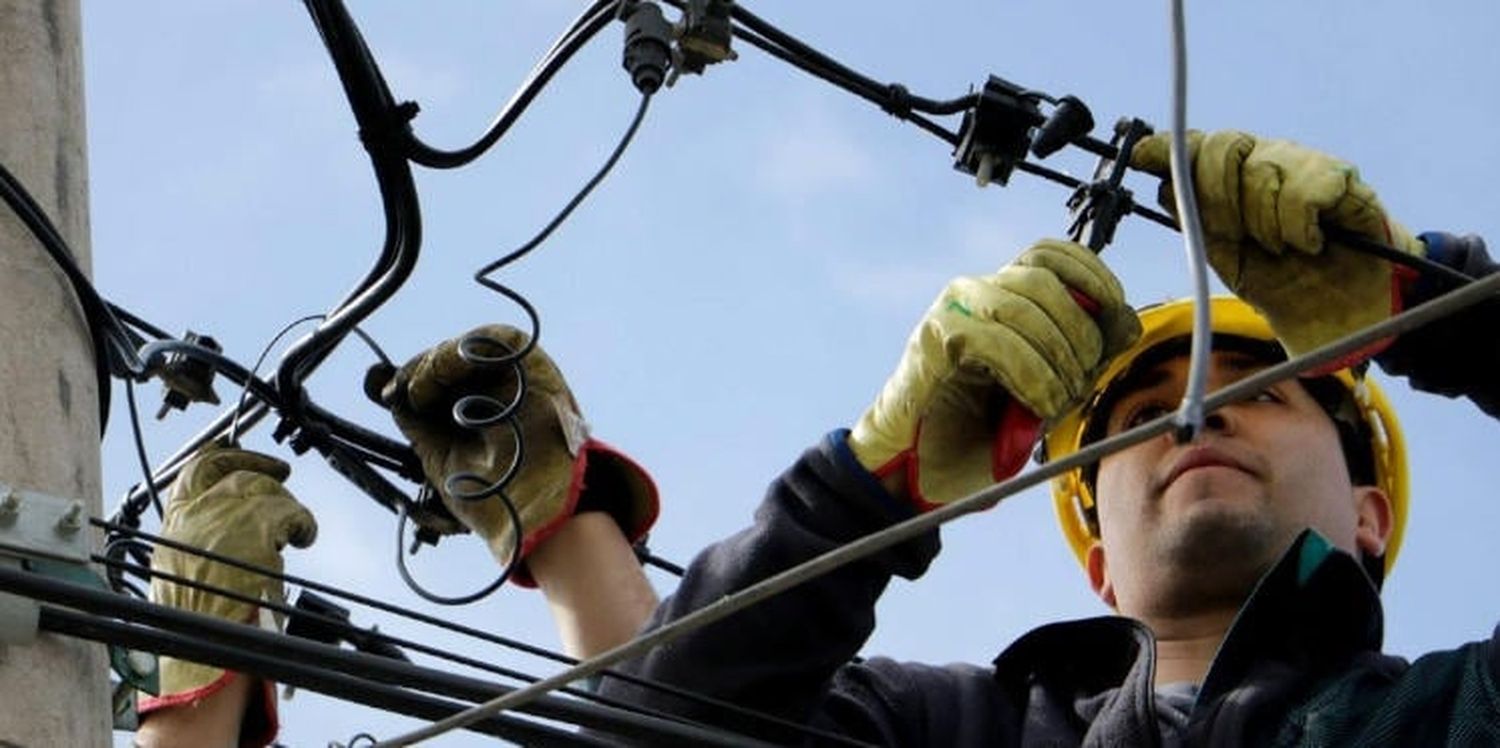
[1031,95,1095,158]
[621,1,673,94]
[953,75,1044,187]
[286,590,410,662]
[674,0,737,77]
[154,331,222,420]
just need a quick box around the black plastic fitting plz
[622,2,672,94]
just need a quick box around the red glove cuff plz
[879,398,1042,514]
[510,438,660,587]
[138,664,278,748]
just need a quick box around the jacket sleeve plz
[596,430,948,744]
[1374,233,1500,418]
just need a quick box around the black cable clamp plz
[675,0,737,76]
[881,83,914,120]
[286,589,410,662]
[952,75,1045,187]
[153,331,222,420]
[357,100,420,157]
[1066,117,1152,252]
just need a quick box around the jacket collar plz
[989,531,1384,737]
[1196,530,1384,704]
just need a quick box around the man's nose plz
[1202,408,1235,434]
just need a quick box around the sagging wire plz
[394,498,518,606]
[228,314,393,445]
[102,535,152,600]
[1165,0,1212,443]
[123,379,167,519]
[378,268,1500,746]
[401,0,621,169]
[92,517,871,746]
[464,93,653,370]
[0,160,142,432]
[389,92,656,606]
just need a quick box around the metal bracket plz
[1066,117,1153,252]
[0,483,91,564]
[0,484,92,645]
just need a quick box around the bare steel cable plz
[376,271,1500,745]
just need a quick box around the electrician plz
[594,131,1500,745]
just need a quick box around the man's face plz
[1085,350,1390,619]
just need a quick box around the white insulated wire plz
[1167,0,1213,442]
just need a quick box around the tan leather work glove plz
[139,443,317,747]
[850,239,1140,508]
[377,325,658,586]
[1132,130,1426,363]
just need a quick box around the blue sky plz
[82,2,1499,745]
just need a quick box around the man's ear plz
[1086,541,1117,608]
[1353,486,1393,559]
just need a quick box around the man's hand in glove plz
[375,324,658,586]
[1132,130,1426,364]
[849,239,1140,509]
[136,443,317,748]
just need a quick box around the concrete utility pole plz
[0,0,110,745]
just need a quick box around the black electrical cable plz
[397,92,658,602]
[122,379,166,519]
[5,565,781,747]
[1328,228,1477,289]
[102,536,151,599]
[36,608,618,747]
[278,0,423,420]
[0,160,135,432]
[94,550,746,738]
[464,92,653,370]
[109,303,173,341]
[393,498,518,606]
[91,518,872,747]
[726,2,975,118]
[112,361,419,535]
[99,0,434,544]
[228,314,394,444]
[729,26,962,146]
[637,546,687,577]
[403,0,620,169]
[228,314,322,444]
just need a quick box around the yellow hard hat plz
[1045,296,1408,577]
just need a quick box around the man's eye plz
[1249,389,1281,404]
[1121,402,1171,430]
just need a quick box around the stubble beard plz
[1149,502,1283,617]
